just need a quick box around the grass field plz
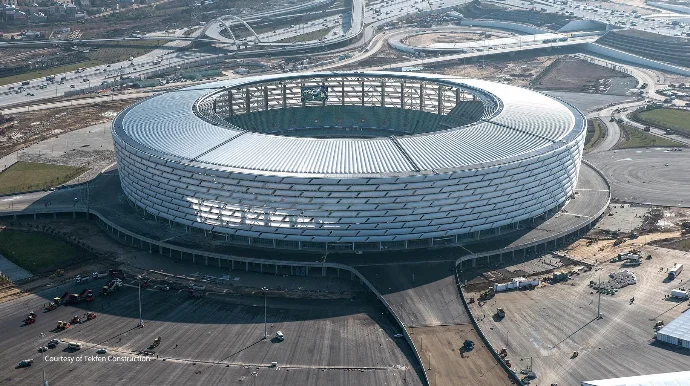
[0,229,92,274]
[585,118,603,151]
[634,108,690,137]
[617,124,684,149]
[0,162,86,195]
[0,40,163,86]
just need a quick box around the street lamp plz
[261,286,268,339]
[138,276,144,327]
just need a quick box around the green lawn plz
[617,124,684,149]
[584,119,603,151]
[634,108,690,137]
[0,229,92,274]
[0,162,86,195]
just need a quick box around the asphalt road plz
[586,148,690,207]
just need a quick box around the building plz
[656,310,690,349]
[112,71,586,253]
[582,371,690,385]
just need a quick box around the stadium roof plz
[114,72,585,178]
[582,371,690,386]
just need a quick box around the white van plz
[275,331,284,341]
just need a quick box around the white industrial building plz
[112,71,586,252]
[656,310,690,349]
[582,371,690,385]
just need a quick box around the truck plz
[669,264,683,280]
[494,277,540,292]
[21,81,30,86]
[45,75,55,82]
[80,288,94,302]
[68,293,81,304]
[671,289,689,299]
[56,321,71,330]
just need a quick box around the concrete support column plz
[419,83,424,110]
[282,83,287,108]
[33,213,37,220]
[232,260,234,270]
[380,81,385,106]
[306,266,309,276]
[73,211,76,219]
[149,243,152,253]
[245,90,251,113]
[53,213,57,219]
[205,256,208,266]
[437,85,442,114]
[158,245,162,254]
[192,254,195,263]
[472,258,477,267]
[275,265,278,275]
[218,258,221,267]
[246,262,249,272]
[260,264,263,273]
[169,249,172,257]
[499,253,503,263]
[228,89,233,116]
[263,86,268,110]
[322,266,326,277]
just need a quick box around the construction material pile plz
[590,270,637,294]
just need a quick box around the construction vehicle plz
[654,320,665,330]
[188,289,205,298]
[148,337,162,350]
[80,288,94,302]
[499,347,508,358]
[75,275,89,284]
[101,279,123,296]
[71,315,82,324]
[109,269,126,279]
[44,299,60,311]
[86,312,97,321]
[23,311,37,325]
[479,287,495,300]
[571,351,579,358]
[463,340,475,351]
[496,308,506,319]
[56,321,71,330]
[68,293,81,304]
[60,291,71,304]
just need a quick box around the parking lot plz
[1,280,422,385]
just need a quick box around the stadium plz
[112,71,586,253]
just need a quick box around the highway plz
[0,41,218,110]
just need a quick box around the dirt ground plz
[408,324,513,386]
[0,100,133,159]
[564,230,682,265]
[433,52,558,88]
[534,56,637,95]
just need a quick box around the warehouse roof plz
[113,71,586,178]
[582,371,690,386]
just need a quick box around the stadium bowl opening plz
[112,71,587,253]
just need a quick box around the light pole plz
[138,277,144,327]
[262,286,268,339]
[40,332,46,385]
